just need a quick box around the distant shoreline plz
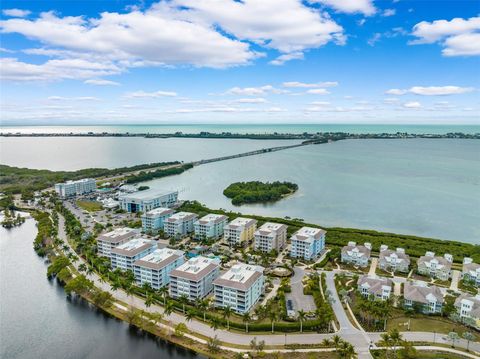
[1,131,479,140]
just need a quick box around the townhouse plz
[341,241,372,267]
[110,237,157,271]
[253,222,287,253]
[403,282,444,314]
[224,217,257,247]
[141,207,175,233]
[194,213,228,240]
[169,256,221,300]
[378,245,411,273]
[462,258,480,287]
[290,226,326,261]
[357,275,393,301]
[213,263,264,314]
[417,251,453,281]
[133,248,185,290]
[96,227,139,257]
[454,293,480,329]
[164,212,198,238]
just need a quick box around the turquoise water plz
[1,124,480,134]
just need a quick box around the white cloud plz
[0,57,121,81]
[84,79,120,86]
[171,106,285,114]
[2,9,31,18]
[403,101,421,108]
[282,81,338,88]
[384,97,400,104]
[410,16,480,57]
[310,101,331,106]
[306,88,331,95]
[125,90,178,98]
[47,96,100,101]
[269,52,304,66]
[170,0,345,53]
[233,98,267,104]
[367,33,381,46]
[382,9,396,17]
[386,85,474,96]
[312,0,376,16]
[226,85,287,96]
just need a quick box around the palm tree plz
[164,300,174,317]
[463,332,475,352]
[332,334,342,351]
[145,294,154,308]
[389,328,402,358]
[125,285,135,305]
[268,310,277,333]
[179,294,189,314]
[339,341,357,359]
[78,263,87,272]
[321,338,331,347]
[242,312,251,333]
[110,280,120,292]
[222,306,233,330]
[210,316,221,332]
[297,309,307,333]
[142,282,152,297]
[185,309,195,322]
[150,312,163,327]
[158,286,169,306]
[198,299,209,322]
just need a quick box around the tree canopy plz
[223,181,298,205]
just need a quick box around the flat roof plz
[134,248,184,270]
[170,256,220,281]
[111,237,156,256]
[197,213,228,225]
[255,222,287,236]
[97,227,138,243]
[165,211,197,223]
[225,217,257,229]
[213,263,264,291]
[291,226,326,242]
[119,188,178,201]
[144,207,175,217]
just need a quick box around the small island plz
[223,181,298,205]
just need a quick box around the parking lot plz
[285,267,316,316]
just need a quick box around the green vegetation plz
[178,201,480,263]
[124,163,193,184]
[223,181,298,205]
[1,208,26,228]
[32,211,57,256]
[0,161,180,194]
[76,200,103,212]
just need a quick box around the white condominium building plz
[341,241,372,267]
[224,217,257,247]
[164,212,198,238]
[133,248,185,290]
[213,263,264,314]
[55,178,96,198]
[462,258,480,287]
[141,207,175,232]
[169,256,221,300]
[194,213,228,240]
[254,222,288,253]
[96,227,139,257]
[119,188,178,213]
[290,226,326,260]
[110,237,157,271]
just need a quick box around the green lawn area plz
[76,200,103,212]
[387,316,480,341]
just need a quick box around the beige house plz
[403,282,443,314]
[341,241,371,267]
[254,222,287,253]
[357,275,393,301]
[378,245,410,273]
[224,217,257,247]
[417,251,452,281]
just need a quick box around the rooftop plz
[134,248,184,270]
[97,227,138,243]
[119,188,177,201]
[143,207,175,217]
[166,211,198,223]
[170,256,220,281]
[111,237,156,256]
[213,262,264,291]
[255,222,287,236]
[196,213,228,225]
[225,217,257,229]
[291,226,326,242]
[404,282,444,304]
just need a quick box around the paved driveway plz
[450,270,461,291]
[286,267,316,314]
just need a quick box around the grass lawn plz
[76,200,103,212]
[387,316,480,341]
[372,349,470,359]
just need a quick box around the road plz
[57,214,480,358]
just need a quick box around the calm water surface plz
[0,218,202,359]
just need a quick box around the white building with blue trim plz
[141,207,175,232]
[118,188,178,213]
[110,237,157,271]
[194,213,228,240]
[290,226,326,260]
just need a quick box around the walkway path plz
[57,214,480,357]
[450,270,461,291]
[368,258,378,276]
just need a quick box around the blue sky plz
[1,0,479,125]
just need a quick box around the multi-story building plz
[417,252,453,281]
[454,293,480,329]
[54,178,96,198]
[118,188,178,213]
[110,238,157,271]
[141,207,175,233]
[133,248,185,289]
[403,282,444,314]
[164,212,198,238]
[290,226,326,261]
[253,222,287,253]
[169,256,221,300]
[341,241,372,267]
[194,213,228,240]
[357,275,392,301]
[224,217,257,247]
[213,263,264,314]
[96,227,139,257]
[462,258,480,287]
[378,245,411,273]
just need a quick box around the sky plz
[0,0,479,125]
